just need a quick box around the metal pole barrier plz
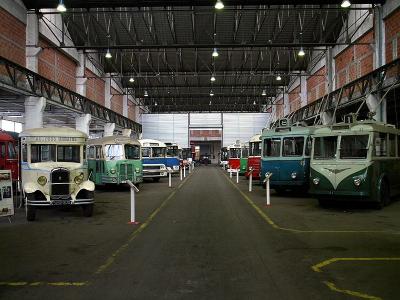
[264,173,273,206]
[192,161,195,170]
[167,167,172,187]
[229,169,232,178]
[127,180,140,224]
[236,169,239,183]
[180,166,183,181]
[249,168,253,192]
[188,163,191,174]
[184,165,186,178]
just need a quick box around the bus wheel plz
[26,205,36,221]
[376,180,390,209]
[153,178,160,183]
[82,204,94,217]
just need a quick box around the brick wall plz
[111,88,123,115]
[307,66,326,103]
[38,38,76,91]
[289,86,301,113]
[0,8,26,66]
[385,8,400,63]
[85,68,105,106]
[335,30,374,89]
[275,100,284,119]
[128,100,136,121]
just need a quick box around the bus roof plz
[88,135,140,146]
[313,120,400,136]
[19,127,87,138]
[0,130,16,142]
[249,134,261,143]
[262,125,316,137]
[139,139,167,147]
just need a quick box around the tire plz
[376,179,390,209]
[26,205,36,221]
[82,204,94,217]
[153,177,160,183]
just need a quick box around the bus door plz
[0,142,6,170]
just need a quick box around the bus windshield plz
[167,147,179,157]
[221,150,228,161]
[8,142,17,159]
[125,145,141,160]
[314,136,337,160]
[340,135,369,159]
[229,148,241,158]
[105,144,124,160]
[263,138,281,157]
[142,147,151,158]
[182,149,191,159]
[31,144,80,163]
[249,142,261,156]
[283,137,304,157]
[152,147,166,158]
[242,147,249,158]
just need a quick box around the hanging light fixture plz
[129,76,135,83]
[253,100,256,105]
[105,49,112,59]
[209,100,212,105]
[341,0,351,8]
[298,47,306,57]
[56,0,66,12]
[154,101,158,106]
[215,0,224,9]
[210,90,214,96]
[144,90,148,97]
[262,90,266,96]
[276,75,282,81]
[212,48,219,58]
[210,74,216,82]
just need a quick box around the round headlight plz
[110,169,116,174]
[291,172,297,179]
[74,173,84,185]
[135,167,140,173]
[313,178,320,185]
[354,178,361,186]
[37,176,47,186]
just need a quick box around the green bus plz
[310,119,400,208]
[87,136,143,186]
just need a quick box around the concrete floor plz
[0,166,400,299]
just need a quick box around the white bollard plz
[169,171,172,187]
[127,180,140,224]
[183,165,186,178]
[236,169,239,183]
[230,170,232,178]
[188,163,191,174]
[264,173,273,206]
[249,171,253,192]
[192,162,194,170]
[180,166,183,181]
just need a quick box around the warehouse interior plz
[1,0,400,299]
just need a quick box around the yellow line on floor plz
[323,281,381,300]
[95,171,194,275]
[0,281,89,287]
[312,257,400,273]
[222,171,393,234]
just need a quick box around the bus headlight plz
[353,177,362,186]
[37,176,47,186]
[74,173,84,184]
[313,178,320,185]
[135,167,140,173]
[160,166,166,170]
[110,169,116,174]
[291,172,297,179]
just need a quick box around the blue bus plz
[260,120,315,194]
[165,142,182,173]
[139,139,168,182]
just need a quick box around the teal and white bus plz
[310,119,400,208]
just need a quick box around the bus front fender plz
[78,180,95,192]
[23,182,40,194]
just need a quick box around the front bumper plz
[27,197,94,206]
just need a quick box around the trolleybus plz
[227,142,242,170]
[87,135,143,186]
[139,139,167,182]
[239,142,249,175]
[181,147,192,169]
[19,127,95,221]
[260,120,314,193]
[310,118,400,208]
[0,130,18,182]
[220,147,228,169]
[165,143,181,173]
[245,134,262,180]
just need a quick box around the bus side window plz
[95,146,102,159]
[0,143,5,158]
[21,144,27,162]
[374,133,387,157]
[88,146,95,159]
[389,134,396,157]
[305,137,312,156]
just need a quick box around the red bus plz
[227,142,242,170]
[245,134,261,180]
[0,130,18,181]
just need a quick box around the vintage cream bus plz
[310,119,400,208]
[19,127,95,221]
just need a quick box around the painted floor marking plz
[322,281,381,300]
[0,281,89,287]
[222,171,396,234]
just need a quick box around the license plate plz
[52,200,71,205]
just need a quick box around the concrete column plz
[26,13,42,72]
[76,51,87,96]
[122,129,132,137]
[123,95,129,117]
[75,114,91,136]
[326,47,335,93]
[300,72,308,107]
[104,123,115,137]
[24,96,46,129]
[105,76,112,109]
[374,6,386,123]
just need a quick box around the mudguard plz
[23,182,40,194]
